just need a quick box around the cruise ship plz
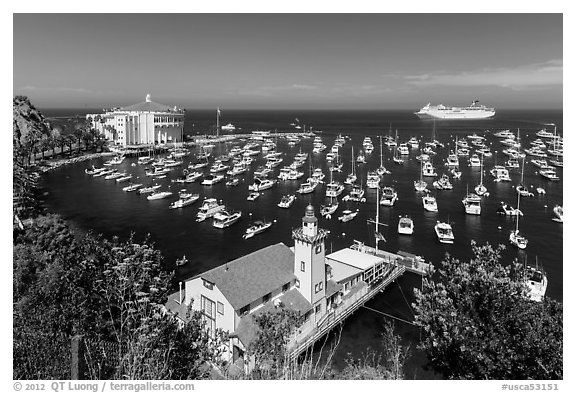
[415,100,495,119]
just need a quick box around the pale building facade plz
[86,94,185,147]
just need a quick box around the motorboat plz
[494,129,515,138]
[469,154,481,167]
[445,152,459,167]
[147,191,173,200]
[497,202,523,216]
[201,174,224,186]
[169,193,200,209]
[297,180,318,194]
[196,198,225,222]
[243,220,273,239]
[536,187,546,195]
[253,166,271,177]
[380,186,398,206]
[342,185,366,202]
[227,163,248,176]
[414,179,428,192]
[85,166,107,175]
[366,171,381,189]
[278,194,296,208]
[398,143,410,155]
[184,171,203,182]
[287,169,305,180]
[422,194,438,212]
[451,168,462,179]
[104,155,125,166]
[249,177,277,191]
[338,209,359,222]
[325,180,345,198]
[105,171,124,180]
[553,205,563,223]
[115,174,132,183]
[462,193,482,215]
[226,178,240,187]
[247,191,260,201]
[146,167,171,177]
[398,216,414,235]
[408,137,419,148]
[539,168,559,181]
[433,174,453,190]
[516,184,534,197]
[122,183,142,192]
[490,166,511,182]
[138,184,161,194]
[210,162,230,173]
[422,162,437,177]
[434,221,454,244]
[213,210,242,228]
[221,123,236,131]
[506,158,520,168]
[320,201,339,218]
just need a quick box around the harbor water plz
[39,109,563,378]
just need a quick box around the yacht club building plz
[165,205,414,374]
[86,94,185,147]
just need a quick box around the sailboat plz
[392,130,404,164]
[376,135,390,175]
[321,169,339,219]
[474,154,488,196]
[344,146,357,185]
[414,159,428,192]
[509,191,528,249]
[524,257,547,302]
[516,157,534,197]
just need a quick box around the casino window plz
[300,261,305,272]
[315,304,321,314]
[315,244,322,254]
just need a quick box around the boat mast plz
[351,145,355,175]
[379,135,384,168]
[375,184,380,252]
[515,187,521,234]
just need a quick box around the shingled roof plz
[198,243,297,311]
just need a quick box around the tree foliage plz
[13,214,218,380]
[413,242,562,379]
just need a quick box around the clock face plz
[315,244,322,254]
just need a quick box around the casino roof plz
[197,243,297,311]
[120,94,183,113]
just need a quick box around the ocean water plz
[39,108,563,378]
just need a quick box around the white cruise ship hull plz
[416,101,495,120]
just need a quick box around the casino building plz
[86,94,185,147]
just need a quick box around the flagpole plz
[216,107,220,137]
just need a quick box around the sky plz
[13,13,563,110]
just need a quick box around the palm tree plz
[65,134,76,157]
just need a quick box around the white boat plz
[169,193,200,209]
[248,177,276,191]
[201,174,224,186]
[278,194,296,208]
[474,155,487,196]
[297,180,317,194]
[415,100,495,119]
[414,160,428,192]
[423,194,438,212]
[516,159,533,197]
[338,209,359,222]
[490,166,511,182]
[325,181,344,198]
[398,216,414,235]
[433,174,453,190]
[138,184,161,194]
[422,162,437,177]
[451,167,462,179]
[221,123,236,131]
[247,191,260,201]
[553,205,563,223]
[184,171,203,182]
[226,178,240,187]
[539,168,559,181]
[147,191,173,200]
[210,162,230,173]
[494,129,515,138]
[115,174,132,183]
[462,193,482,215]
[497,202,523,216]
[213,210,242,228]
[536,187,546,195]
[408,137,419,148]
[85,166,106,175]
[506,158,520,168]
[196,198,225,222]
[376,136,390,175]
[342,184,366,202]
[525,264,547,302]
[509,192,528,249]
[105,171,124,180]
[146,167,171,177]
[434,221,454,243]
[398,143,410,155]
[122,183,142,192]
[320,201,338,218]
[243,220,273,239]
[469,154,481,167]
[104,155,125,166]
[379,186,398,206]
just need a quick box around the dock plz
[287,243,430,361]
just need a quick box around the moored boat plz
[398,216,414,235]
[196,198,225,222]
[213,209,242,228]
[434,221,454,243]
[243,220,273,239]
